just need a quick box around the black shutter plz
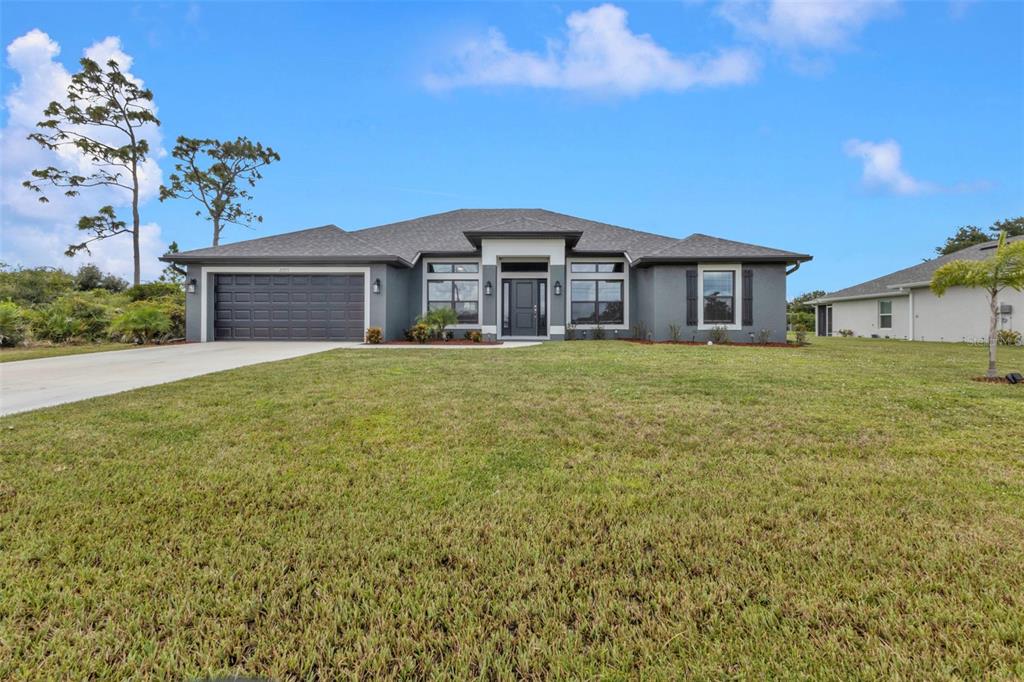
[686,270,698,326]
[742,269,753,326]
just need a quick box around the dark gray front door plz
[508,279,538,336]
[214,273,364,341]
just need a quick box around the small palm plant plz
[930,231,1024,378]
[110,305,172,344]
[421,307,459,341]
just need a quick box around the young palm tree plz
[930,231,1024,378]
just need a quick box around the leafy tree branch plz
[23,57,160,285]
[160,136,280,246]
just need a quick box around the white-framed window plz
[570,280,624,324]
[878,300,892,329]
[422,258,481,327]
[697,263,742,330]
[428,262,479,274]
[702,270,735,324]
[566,258,629,329]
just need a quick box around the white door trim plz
[200,265,371,343]
[497,265,550,340]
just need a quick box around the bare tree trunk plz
[988,289,998,378]
[212,217,220,246]
[131,181,141,286]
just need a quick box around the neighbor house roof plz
[162,209,812,266]
[811,235,1024,304]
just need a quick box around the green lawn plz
[0,342,136,363]
[1,338,1022,679]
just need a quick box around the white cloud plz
[720,0,898,50]
[948,0,977,20]
[0,30,166,281]
[843,138,932,195]
[425,3,759,95]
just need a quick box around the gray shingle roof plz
[634,233,810,262]
[164,209,811,265]
[164,225,402,263]
[812,235,1024,303]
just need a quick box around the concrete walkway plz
[0,342,352,416]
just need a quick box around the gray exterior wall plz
[550,264,566,329]
[632,267,653,338]
[482,264,497,329]
[382,264,414,340]
[181,259,791,344]
[185,264,203,343]
[632,262,788,343]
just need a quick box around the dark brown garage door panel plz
[214,273,364,341]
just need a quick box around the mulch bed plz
[619,338,801,349]
[379,340,503,346]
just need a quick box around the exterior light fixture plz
[484,281,493,296]
[372,278,381,294]
[553,280,562,296]
[187,278,197,294]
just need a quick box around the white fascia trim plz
[809,291,910,305]
[566,257,630,331]
[888,281,930,289]
[697,263,741,331]
[481,238,566,267]
[199,265,371,343]
[422,257,482,329]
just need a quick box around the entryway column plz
[482,264,498,340]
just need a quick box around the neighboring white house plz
[810,236,1022,342]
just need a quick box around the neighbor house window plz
[879,300,892,329]
[571,262,624,273]
[570,280,623,324]
[703,271,735,324]
[428,263,479,273]
[427,280,479,323]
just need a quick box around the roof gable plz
[814,235,1024,302]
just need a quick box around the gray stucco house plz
[161,209,811,343]
[810,235,1022,342]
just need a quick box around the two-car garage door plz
[214,273,365,341]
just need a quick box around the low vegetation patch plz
[0,263,184,353]
[1,338,1022,679]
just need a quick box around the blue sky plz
[1,1,1022,296]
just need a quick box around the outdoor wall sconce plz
[187,278,197,294]
[372,278,381,294]
[553,281,562,296]
[484,281,493,296]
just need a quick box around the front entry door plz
[508,279,538,336]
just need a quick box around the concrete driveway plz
[0,342,353,416]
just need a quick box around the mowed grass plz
[1,338,1022,680]
[0,342,136,363]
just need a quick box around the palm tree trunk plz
[987,290,998,378]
